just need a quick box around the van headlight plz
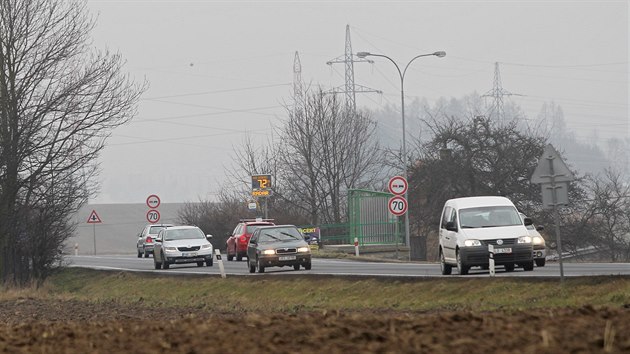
[262,249,275,255]
[165,247,177,252]
[532,236,545,245]
[297,247,310,253]
[201,244,212,249]
[518,236,532,244]
[463,239,482,247]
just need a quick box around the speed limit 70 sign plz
[388,196,408,216]
[146,209,160,224]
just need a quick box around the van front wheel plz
[456,250,469,275]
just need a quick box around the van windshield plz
[459,206,522,228]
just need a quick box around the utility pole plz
[326,25,380,113]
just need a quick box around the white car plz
[153,226,214,269]
[438,196,535,275]
[519,213,547,267]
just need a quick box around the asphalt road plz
[65,254,630,278]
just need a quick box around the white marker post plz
[354,237,360,257]
[489,244,495,277]
[74,243,79,256]
[215,249,226,278]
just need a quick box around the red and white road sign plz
[388,176,408,196]
[146,209,161,224]
[388,196,408,216]
[87,210,102,224]
[146,194,161,209]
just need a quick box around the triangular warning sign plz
[531,144,575,184]
[87,210,102,224]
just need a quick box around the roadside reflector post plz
[74,243,79,256]
[354,237,360,257]
[489,244,495,277]
[215,249,226,278]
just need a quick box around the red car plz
[226,219,274,261]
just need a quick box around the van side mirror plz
[206,234,213,240]
[446,221,458,232]
[536,225,544,232]
[523,217,533,226]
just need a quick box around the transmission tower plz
[326,24,380,113]
[293,51,305,116]
[482,62,520,123]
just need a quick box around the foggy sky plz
[86,0,628,204]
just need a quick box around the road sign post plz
[146,195,161,209]
[531,144,574,284]
[388,196,408,216]
[147,210,161,224]
[86,210,102,255]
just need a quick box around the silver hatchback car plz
[137,224,174,258]
[153,226,214,269]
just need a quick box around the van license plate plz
[494,248,512,254]
[181,252,197,257]
[279,256,296,261]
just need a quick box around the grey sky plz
[86,0,628,204]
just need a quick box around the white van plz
[438,196,535,275]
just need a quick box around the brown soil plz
[0,298,628,353]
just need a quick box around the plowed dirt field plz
[0,298,628,353]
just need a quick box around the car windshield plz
[149,225,169,235]
[258,227,303,243]
[164,228,204,241]
[459,206,522,228]
[246,224,271,234]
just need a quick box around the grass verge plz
[4,268,630,313]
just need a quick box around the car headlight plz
[201,244,212,249]
[518,236,532,244]
[297,247,310,253]
[262,249,275,255]
[532,236,545,245]
[165,247,177,252]
[463,239,482,247]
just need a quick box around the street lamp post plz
[357,50,446,260]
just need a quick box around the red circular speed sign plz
[146,209,161,224]
[388,196,408,216]
[146,195,160,209]
[388,176,408,196]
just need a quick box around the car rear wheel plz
[236,254,242,262]
[257,258,265,273]
[143,249,150,258]
[440,249,452,275]
[293,264,300,271]
[536,258,546,267]
[137,250,142,258]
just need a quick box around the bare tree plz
[273,88,383,224]
[0,0,146,285]
[583,169,630,261]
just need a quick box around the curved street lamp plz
[356,50,446,260]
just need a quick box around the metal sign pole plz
[93,223,96,255]
[548,157,565,283]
